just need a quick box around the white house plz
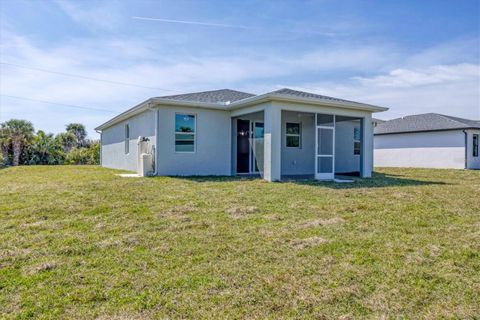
[95,88,388,181]
[374,113,480,169]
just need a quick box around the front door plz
[236,119,250,173]
[315,126,335,180]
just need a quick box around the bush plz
[65,148,90,165]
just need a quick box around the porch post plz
[361,114,373,177]
[263,104,282,181]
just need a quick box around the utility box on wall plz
[139,153,153,177]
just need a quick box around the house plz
[374,113,480,169]
[95,88,388,181]
[372,118,386,127]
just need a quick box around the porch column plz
[263,104,282,181]
[361,114,373,177]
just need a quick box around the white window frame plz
[353,127,361,155]
[286,122,301,148]
[175,113,196,153]
[124,123,129,154]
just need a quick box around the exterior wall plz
[281,111,315,175]
[335,120,361,173]
[101,109,156,172]
[157,106,231,176]
[101,99,378,179]
[466,129,480,169]
[374,130,466,169]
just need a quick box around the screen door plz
[315,114,335,180]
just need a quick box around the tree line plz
[0,119,99,166]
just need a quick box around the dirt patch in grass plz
[24,262,57,275]
[291,236,329,249]
[226,206,258,218]
[159,203,197,217]
[300,217,346,228]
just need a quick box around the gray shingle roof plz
[157,89,255,104]
[374,113,480,135]
[157,88,361,105]
[268,88,354,104]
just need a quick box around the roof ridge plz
[159,88,254,98]
[434,113,475,127]
[268,87,358,104]
[375,112,480,135]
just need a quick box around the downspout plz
[148,102,159,175]
[95,129,102,166]
[463,130,468,169]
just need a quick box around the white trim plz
[174,113,196,153]
[315,114,335,180]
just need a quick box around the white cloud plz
[297,45,399,71]
[293,63,480,120]
[54,0,123,32]
[1,26,479,138]
[353,63,479,87]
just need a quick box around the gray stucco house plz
[374,113,480,169]
[95,88,388,181]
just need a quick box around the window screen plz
[286,122,301,148]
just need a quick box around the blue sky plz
[0,0,479,138]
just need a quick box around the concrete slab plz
[116,173,141,178]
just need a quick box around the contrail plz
[132,16,253,29]
[132,16,339,36]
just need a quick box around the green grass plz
[0,166,479,319]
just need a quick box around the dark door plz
[236,119,250,173]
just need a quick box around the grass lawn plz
[0,166,479,319]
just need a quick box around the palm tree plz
[3,119,34,166]
[29,130,60,165]
[0,124,11,165]
[66,123,87,147]
[55,131,77,153]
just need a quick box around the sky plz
[0,0,479,138]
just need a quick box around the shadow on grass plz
[157,171,448,189]
[290,172,448,189]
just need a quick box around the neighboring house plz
[372,118,386,127]
[95,88,388,181]
[374,113,480,169]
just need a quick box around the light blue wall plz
[101,109,156,172]
[335,120,361,173]
[101,103,369,177]
[280,112,361,175]
[281,111,315,175]
[157,106,231,176]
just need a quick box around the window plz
[286,122,301,148]
[124,124,129,154]
[175,114,195,152]
[353,127,361,155]
[474,134,479,157]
